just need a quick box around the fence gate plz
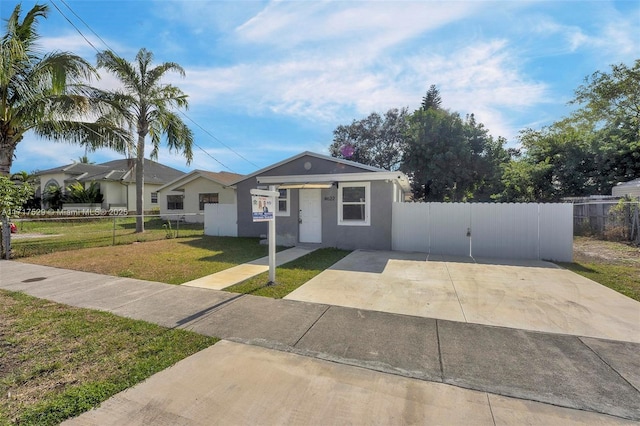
[392,202,573,262]
[204,204,237,237]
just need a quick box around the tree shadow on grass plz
[558,262,596,273]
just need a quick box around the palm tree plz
[0,4,127,177]
[96,48,194,232]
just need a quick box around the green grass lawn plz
[559,261,640,302]
[226,248,351,298]
[12,217,203,258]
[565,236,640,302]
[0,290,217,426]
[19,236,273,284]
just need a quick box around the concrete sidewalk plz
[182,246,315,290]
[1,260,639,423]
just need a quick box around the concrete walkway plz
[182,246,315,290]
[1,260,639,424]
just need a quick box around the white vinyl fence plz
[204,204,237,237]
[392,203,573,262]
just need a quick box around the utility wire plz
[58,0,115,53]
[49,0,252,173]
[49,0,100,53]
[178,111,259,169]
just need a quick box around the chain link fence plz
[1,213,204,259]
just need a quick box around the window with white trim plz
[277,188,290,216]
[338,182,370,226]
[151,192,158,204]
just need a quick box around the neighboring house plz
[612,178,640,198]
[35,159,185,212]
[157,170,243,223]
[229,151,411,250]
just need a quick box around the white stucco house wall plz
[35,159,185,212]
[157,170,243,223]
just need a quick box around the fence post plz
[112,216,116,246]
[1,218,11,260]
[176,216,179,238]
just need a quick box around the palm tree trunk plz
[0,137,17,177]
[135,135,145,233]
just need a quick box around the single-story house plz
[228,151,411,250]
[612,178,640,198]
[35,159,185,212]
[157,170,243,223]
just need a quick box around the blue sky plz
[7,0,640,175]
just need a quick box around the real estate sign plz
[251,194,274,222]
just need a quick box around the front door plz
[299,189,322,243]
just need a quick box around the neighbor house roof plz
[230,151,387,186]
[157,169,244,192]
[36,159,184,185]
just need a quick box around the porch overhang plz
[257,172,411,192]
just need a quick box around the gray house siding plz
[236,155,397,250]
[322,180,393,250]
[237,154,376,240]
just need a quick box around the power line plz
[49,0,100,53]
[178,111,259,169]
[49,0,254,173]
[58,0,115,53]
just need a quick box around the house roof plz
[36,159,184,185]
[157,169,244,192]
[229,151,386,186]
[615,178,640,188]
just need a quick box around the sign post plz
[250,186,279,283]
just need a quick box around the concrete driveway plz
[285,250,640,343]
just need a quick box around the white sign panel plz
[252,194,274,222]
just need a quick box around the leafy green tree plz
[0,175,34,217]
[96,48,194,232]
[0,175,34,257]
[569,60,640,191]
[501,61,640,201]
[329,108,408,171]
[402,108,509,201]
[0,3,126,177]
[402,108,472,201]
[571,59,640,129]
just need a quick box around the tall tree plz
[402,108,508,201]
[421,85,442,111]
[500,60,640,201]
[0,3,126,176]
[402,108,472,201]
[96,48,194,232]
[329,108,408,171]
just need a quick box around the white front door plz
[299,189,322,243]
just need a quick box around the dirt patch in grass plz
[0,290,217,425]
[573,236,639,265]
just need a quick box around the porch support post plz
[268,185,276,283]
